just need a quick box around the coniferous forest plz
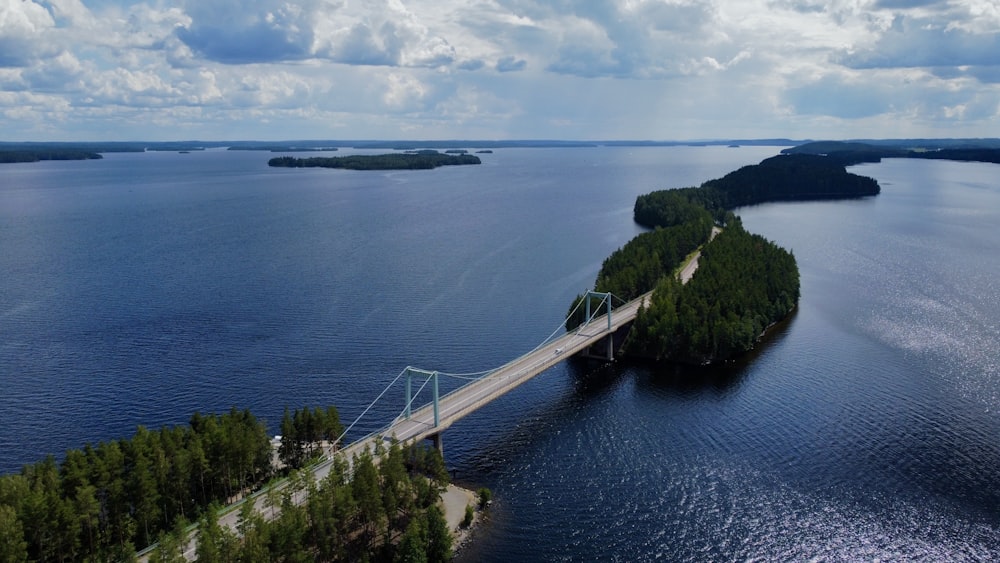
[0,150,103,163]
[268,152,481,170]
[173,441,452,563]
[0,407,453,562]
[0,409,273,561]
[626,216,799,364]
[571,152,880,364]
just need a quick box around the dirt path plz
[440,484,476,531]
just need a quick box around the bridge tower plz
[584,291,614,361]
[403,367,443,453]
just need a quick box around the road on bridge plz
[385,292,650,445]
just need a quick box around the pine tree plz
[394,513,427,563]
[352,450,384,550]
[425,505,452,563]
[0,504,28,563]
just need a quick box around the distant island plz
[569,150,884,365]
[783,140,1000,165]
[228,145,338,153]
[0,149,103,163]
[268,152,481,170]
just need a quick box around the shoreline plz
[440,483,480,552]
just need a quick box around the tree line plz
[0,150,103,163]
[908,148,1000,164]
[268,153,481,170]
[781,140,1000,165]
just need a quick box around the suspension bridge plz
[333,289,643,458]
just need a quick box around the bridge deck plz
[382,290,651,446]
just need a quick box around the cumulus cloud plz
[315,2,459,68]
[46,0,96,27]
[838,15,1000,70]
[318,20,403,66]
[783,66,998,129]
[0,0,57,66]
[21,50,84,92]
[769,0,829,14]
[538,1,723,79]
[176,1,316,64]
[382,72,427,109]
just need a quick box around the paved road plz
[679,226,720,284]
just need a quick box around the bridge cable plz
[389,371,436,426]
[397,372,434,420]
[333,366,408,447]
[610,292,630,306]
[436,289,594,379]
[435,288,615,382]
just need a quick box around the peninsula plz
[570,150,882,365]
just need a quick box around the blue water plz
[2,148,999,559]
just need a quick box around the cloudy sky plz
[1,0,998,141]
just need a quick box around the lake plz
[1,147,998,559]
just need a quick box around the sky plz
[1,0,998,141]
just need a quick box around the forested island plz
[268,152,481,170]
[228,146,338,153]
[569,151,882,364]
[782,140,1000,165]
[0,406,457,562]
[0,149,103,163]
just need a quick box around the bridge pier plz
[430,433,443,456]
[580,334,615,361]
